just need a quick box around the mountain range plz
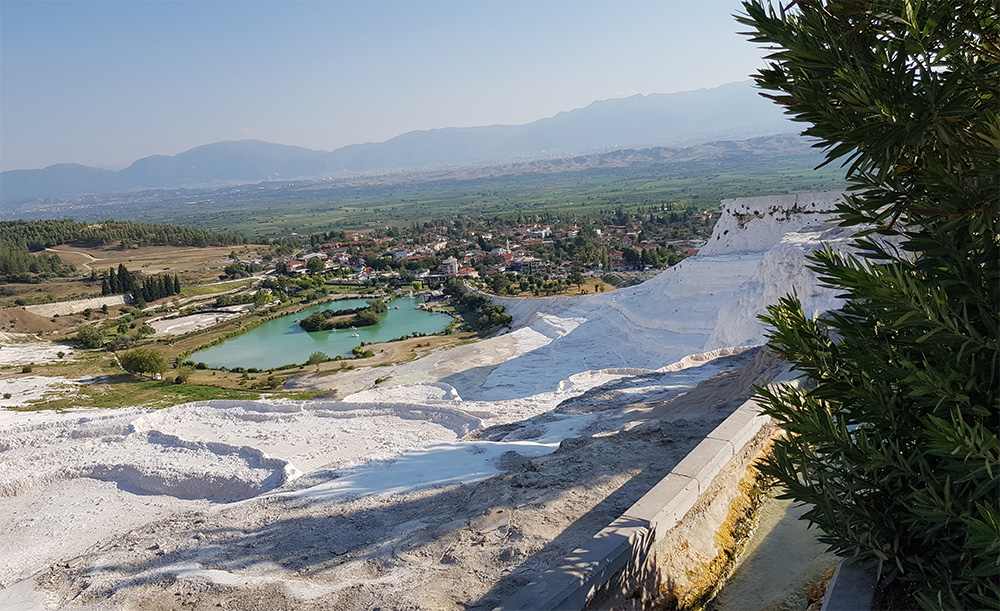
[1,81,795,203]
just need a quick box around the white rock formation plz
[475,191,849,399]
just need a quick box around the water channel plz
[189,296,452,370]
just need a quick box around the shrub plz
[21,365,32,373]
[351,346,374,359]
[174,367,193,384]
[740,1,998,607]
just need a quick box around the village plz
[272,206,712,292]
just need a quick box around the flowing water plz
[189,296,451,369]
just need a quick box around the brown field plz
[1,245,269,310]
[44,244,267,281]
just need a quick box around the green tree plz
[117,263,134,293]
[119,348,166,378]
[306,257,325,274]
[739,1,998,607]
[306,351,329,367]
[75,324,104,348]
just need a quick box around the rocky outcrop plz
[698,191,842,256]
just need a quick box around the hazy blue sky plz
[1,0,768,172]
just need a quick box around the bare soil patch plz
[0,309,65,334]
[44,244,262,282]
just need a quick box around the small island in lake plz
[298,298,388,332]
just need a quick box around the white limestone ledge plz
[496,369,799,611]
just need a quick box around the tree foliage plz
[0,219,250,252]
[75,324,105,349]
[118,348,166,378]
[306,351,329,366]
[739,1,998,608]
[298,302,383,331]
[0,245,71,279]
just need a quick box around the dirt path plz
[44,248,99,270]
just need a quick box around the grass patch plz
[179,279,254,297]
[17,377,264,411]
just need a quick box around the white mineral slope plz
[0,333,77,367]
[464,191,844,400]
[706,222,856,349]
[698,191,842,256]
[0,401,465,589]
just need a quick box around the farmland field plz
[4,136,846,238]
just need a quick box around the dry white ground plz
[2,349,782,611]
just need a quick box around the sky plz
[0,0,770,172]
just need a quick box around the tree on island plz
[739,1,997,607]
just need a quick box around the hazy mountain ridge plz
[1,81,793,203]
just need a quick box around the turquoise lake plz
[189,296,452,369]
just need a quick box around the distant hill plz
[1,81,794,203]
[1,164,119,202]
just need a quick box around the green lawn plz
[179,279,254,297]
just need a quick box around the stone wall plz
[23,295,127,318]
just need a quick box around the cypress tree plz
[117,263,133,293]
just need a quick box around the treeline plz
[101,263,181,302]
[0,244,72,280]
[0,219,252,252]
